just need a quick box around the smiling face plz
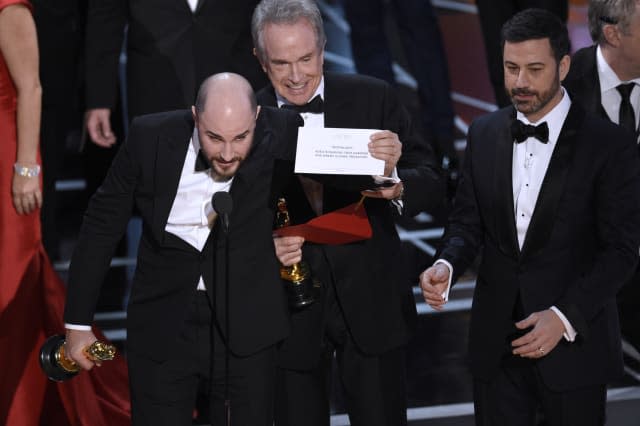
[258,18,324,106]
[503,38,570,122]
[192,104,258,182]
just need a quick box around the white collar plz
[596,45,640,93]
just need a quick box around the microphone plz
[212,191,233,233]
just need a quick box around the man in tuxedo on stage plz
[252,1,444,424]
[564,0,640,356]
[62,73,354,426]
[420,9,640,425]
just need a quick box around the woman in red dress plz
[0,1,130,424]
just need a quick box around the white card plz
[294,127,385,175]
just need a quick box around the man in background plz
[564,0,640,356]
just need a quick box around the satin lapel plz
[520,105,581,258]
[323,74,353,128]
[152,112,194,246]
[582,47,606,118]
[494,108,520,257]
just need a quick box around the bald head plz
[194,72,258,116]
[192,73,260,181]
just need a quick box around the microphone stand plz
[212,191,232,426]
[222,216,230,426]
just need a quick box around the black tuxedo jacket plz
[564,46,609,119]
[85,0,266,120]
[64,107,325,360]
[439,103,640,391]
[257,72,444,368]
[565,45,640,142]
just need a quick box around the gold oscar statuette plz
[39,334,116,382]
[276,198,320,308]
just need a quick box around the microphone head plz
[212,191,233,215]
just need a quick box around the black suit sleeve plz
[381,80,444,217]
[437,119,485,282]
[85,0,128,109]
[64,116,141,324]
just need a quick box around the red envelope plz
[273,201,372,244]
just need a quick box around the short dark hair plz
[501,8,571,64]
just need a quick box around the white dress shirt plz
[166,128,232,290]
[186,0,198,12]
[596,45,640,141]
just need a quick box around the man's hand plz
[368,130,401,177]
[361,182,403,201]
[65,329,100,370]
[511,309,565,358]
[85,108,116,147]
[419,263,450,311]
[273,236,304,266]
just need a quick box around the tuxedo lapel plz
[575,47,607,118]
[494,108,520,257]
[520,104,581,258]
[583,48,606,117]
[152,111,194,247]
[323,73,354,128]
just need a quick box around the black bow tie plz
[195,149,210,172]
[281,95,323,114]
[511,119,549,143]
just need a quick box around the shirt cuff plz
[391,198,404,214]
[374,169,404,213]
[373,167,400,184]
[550,306,578,342]
[201,199,214,226]
[433,259,453,302]
[65,323,92,331]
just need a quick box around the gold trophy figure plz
[276,198,320,308]
[39,334,116,382]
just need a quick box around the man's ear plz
[253,48,267,73]
[191,105,198,123]
[559,54,571,82]
[256,105,261,120]
[603,23,621,48]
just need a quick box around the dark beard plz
[506,73,560,117]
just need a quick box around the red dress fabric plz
[0,1,131,424]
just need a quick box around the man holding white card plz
[252,1,444,424]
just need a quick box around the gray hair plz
[588,0,639,43]
[252,0,326,63]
